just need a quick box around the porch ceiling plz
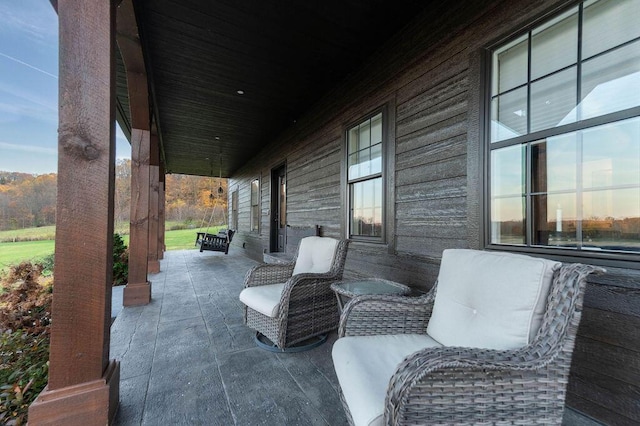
[118,0,433,177]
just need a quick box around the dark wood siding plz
[229,0,640,423]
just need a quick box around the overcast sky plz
[0,0,130,175]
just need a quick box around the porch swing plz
[195,155,234,254]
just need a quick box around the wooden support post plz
[123,128,152,306]
[28,1,120,424]
[158,164,166,259]
[148,134,160,273]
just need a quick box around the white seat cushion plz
[238,283,286,318]
[426,249,561,350]
[332,334,443,426]
[292,236,339,276]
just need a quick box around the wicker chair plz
[240,236,349,351]
[332,249,604,425]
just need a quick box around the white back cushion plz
[426,249,561,350]
[292,236,339,276]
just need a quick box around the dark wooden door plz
[270,164,286,252]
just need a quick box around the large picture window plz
[347,111,384,239]
[489,0,640,254]
[250,179,259,232]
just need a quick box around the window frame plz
[250,178,260,233]
[343,104,394,245]
[483,0,640,265]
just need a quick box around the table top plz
[331,278,411,298]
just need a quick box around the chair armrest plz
[385,345,561,424]
[243,262,295,288]
[279,271,340,301]
[338,293,435,337]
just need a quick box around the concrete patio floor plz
[110,248,347,425]
[109,248,601,426]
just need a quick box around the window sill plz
[485,243,640,270]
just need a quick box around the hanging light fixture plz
[217,152,224,196]
[209,159,215,200]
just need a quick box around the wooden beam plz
[117,0,153,305]
[116,0,149,130]
[124,128,152,306]
[29,0,119,424]
[158,164,166,258]
[148,134,160,273]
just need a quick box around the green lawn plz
[0,225,224,272]
[0,240,55,271]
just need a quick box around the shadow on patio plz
[110,249,600,426]
[110,248,347,425]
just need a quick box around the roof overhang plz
[116,0,435,177]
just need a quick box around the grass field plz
[0,240,56,271]
[0,225,223,272]
[0,226,56,242]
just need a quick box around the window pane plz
[348,113,384,180]
[580,41,640,121]
[492,34,528,94]
[348,127,359,154]
[250,179,259,204]
[531,7,578,80]
[583,187,640,251]
[491,196,525,245]
[491,145,525,197]
[251,207,259,231]
[370,143,382,175]
[532,193,577,247]
[532,134,577,193]
[349,143,383,180]
[583,0,640,59]
[491,87,527,142]
[348,153,358,168]
[279,177,286,228]
[371,113,382,144]
[250,179,259,232]
[582,117,640,189]
[350,177,383,237]
[531,67,577,132]
[358,120,371,150]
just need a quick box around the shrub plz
[113,233,129,286]
[0,261,52,425]
[39,254,54,277]
[0,331,49,425]
[0,262,52,335]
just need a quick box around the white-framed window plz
[347,111,384,240]
[488,0,640,255]
[250,179,259,232]
[231,189,238,230]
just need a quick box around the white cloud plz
[0,2,57,47]
[0,52,57,79]
[0,141,57,155]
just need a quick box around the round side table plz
[331,278,411,311]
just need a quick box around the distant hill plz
[0,171,35,185]
[0,160,228,231]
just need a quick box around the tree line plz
[0,160,228,232]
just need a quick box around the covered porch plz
[110,249,594,425]
[32,0,639,424]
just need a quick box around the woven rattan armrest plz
[385,344,560,424]
[243,262,296,288]
[275,272,339,308]
[338,293,435,338]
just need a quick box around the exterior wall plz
[229,0,639,423]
